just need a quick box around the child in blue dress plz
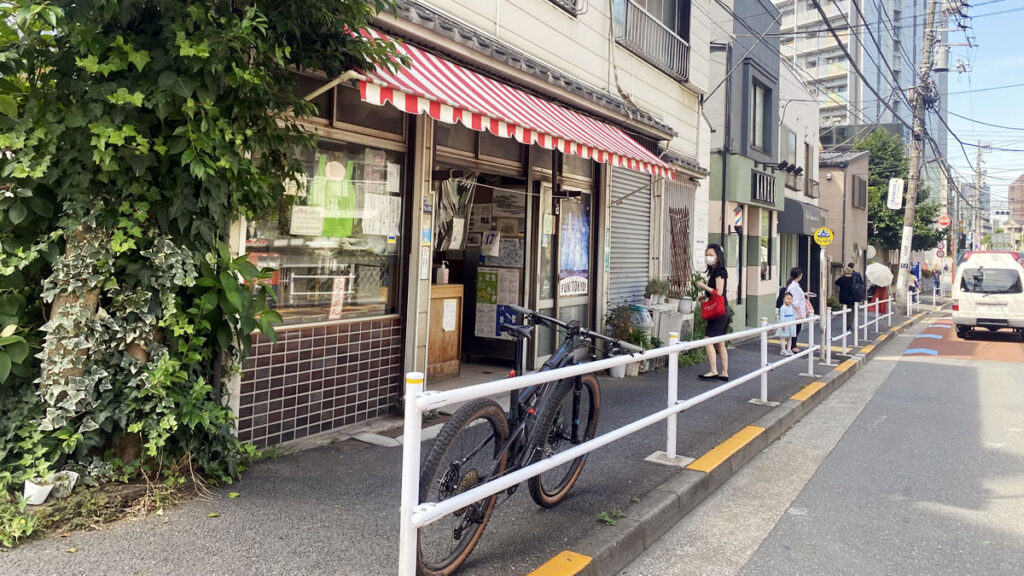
[777,292,797,356]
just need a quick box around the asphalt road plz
[624,312,1024,576]
[0,321,848,576]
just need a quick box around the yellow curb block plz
[529,551,592,576]
[686,425,765,473]
[876,334,887,341]
[835,359,857,372]
[860,345,875,354]
[791,381,828,402]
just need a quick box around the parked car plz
[952,251,1024,340]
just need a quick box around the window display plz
[245,140,404,324]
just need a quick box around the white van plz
[952,252,1024,339]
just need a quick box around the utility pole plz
[974,142,983,249]
[895,0,941,312]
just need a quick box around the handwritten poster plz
[329,276,348,320]
[289,205,324,236]
[442,299,457,332]
[363,193,402,236]
[449,217,466,249]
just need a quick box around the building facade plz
[1008,174,1024,223]
[818,150,870,281]
[777,60,826,309]
[227,0,712,447]
[705,0,784,328]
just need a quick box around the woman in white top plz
[785,267,815,352]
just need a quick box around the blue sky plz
[944,0,1024,212]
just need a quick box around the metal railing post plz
[759,318,769,404]
[806,316,816,376]
[863,301,870,342]
[398,372,425,576]
[824,307,833,366]
[666,332,680,460]
[841,305,848,356]
[853,302,859,348]
[888,297,893,327]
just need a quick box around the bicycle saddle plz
[498,324,533,340]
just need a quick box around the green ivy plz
[0,0,404,524]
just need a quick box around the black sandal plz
[697,373,719,381]
[717,375,730,381]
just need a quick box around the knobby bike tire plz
[418,399,510,576]
[526,374,601,508]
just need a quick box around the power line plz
[947,110,1024,131]
[948,82,1024,95]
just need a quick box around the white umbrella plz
[865,262,894,286]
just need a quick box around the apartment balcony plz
[818,62,847,80]
[612,0,689,83]
[819,92,845,109]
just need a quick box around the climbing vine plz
[0,0,403,513]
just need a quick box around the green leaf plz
[228,492,239,499]
[0,352,10,381]
[216,323,232,349]
[157,71,196,99]
[6,341,29,364]
[27,196,54,218]
[207,512,220,518]
[8,202,27,225]
[128,49,150,72]
[0,95,18,119]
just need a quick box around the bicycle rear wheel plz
[418,399,510,576]
[527,374,600,508]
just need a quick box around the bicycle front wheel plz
[418,398,510,576]
[527,374,600,508]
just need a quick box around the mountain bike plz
[417,305,641,575]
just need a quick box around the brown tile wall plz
[236,317,404,447]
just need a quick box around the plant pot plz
[666,297,680,308]
[608,361,626,379]
[639,359,650,373]
[23,478,53,505]
[643,296,652,306]
[51,471,80,499]
[625,362,640,377]
[679,297,693,314]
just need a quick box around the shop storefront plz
[232,31,674,447]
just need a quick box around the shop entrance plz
[425,170,594,386]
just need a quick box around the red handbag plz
[701,290,726,320]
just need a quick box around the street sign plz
[936,249,945,258]
[936,240,945,250]
[900,262,909,269]
[887,178,905,210]
[813,226,834,246]
[937,214,951,228]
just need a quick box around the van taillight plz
[952,299,959,311]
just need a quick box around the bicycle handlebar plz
[509,305,644,354]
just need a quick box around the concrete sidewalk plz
[0,311,922,576]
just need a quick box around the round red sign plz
[937,215,951,227]
[936,249,946,258]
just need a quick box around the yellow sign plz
[813,226,834,247]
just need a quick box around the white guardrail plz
[852,296,894,346]
[397,314,822,575]
[820,305,853,366]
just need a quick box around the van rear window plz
[960,268,1023,294]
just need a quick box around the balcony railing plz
[612,0,689,83]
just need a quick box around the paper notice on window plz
[481,231,501,257]
[387,163,401,193]
[289,205,324,236]
[329,276,347,320]
[442,299,457,332]
[449,218,466,249]
[363,193,402,236]
[419,246,430,280]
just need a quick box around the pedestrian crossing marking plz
[686,425,765,473]
[791,381,827,402]
[529,551,592,576]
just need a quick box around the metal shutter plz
[608,167,652,304]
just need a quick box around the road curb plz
[556,311,930,576]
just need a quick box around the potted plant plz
[604,303,633,378]
[625,328,651,376]
[666,288,683,309]
[51,470,80,499]
[683,272,706,314]
[23,475,53,506]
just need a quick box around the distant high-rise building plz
[1010,174,1024,222]
[774,1,949,197]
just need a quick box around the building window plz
[612,0,691,82]
[852,176,868,209]
[760,210,773,281]
[245,140,405,324]
[804,142,816,196]
[751,82,769,151]
[784,129,799,190]
[547,0,587,16]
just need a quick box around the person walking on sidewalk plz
[786,267,814,353]
[776,292,797,355]
[835,265,856,309]
[696,244,729,382]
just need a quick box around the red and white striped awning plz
[357,30,673,180]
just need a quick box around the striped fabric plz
[357,29,674,180]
